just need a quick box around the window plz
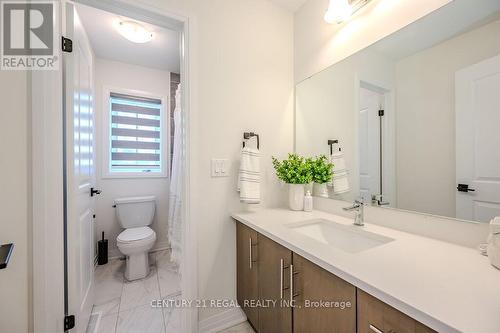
[106,91,167,177]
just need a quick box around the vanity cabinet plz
[236,223,259,328]
[236,223,436,333]
[237,224,356,333]
[257,235,292,333]
[357,290,437,333]
[292,253,356,333]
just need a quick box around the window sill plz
[101,172,169,180]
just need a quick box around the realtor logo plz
[1,1,59,70]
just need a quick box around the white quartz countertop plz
[231,208,500,333]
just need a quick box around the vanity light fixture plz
[324,0,372,24]
[116,20,153,43]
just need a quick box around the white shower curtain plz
[168,84,183,271]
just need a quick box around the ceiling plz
[269,0,309,12]
[75,3,180,73]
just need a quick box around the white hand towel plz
[487,217,500,270]
[238,147,260,204]
[328,151,350,193]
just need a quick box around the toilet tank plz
[114,196,156,228]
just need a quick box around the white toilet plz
[115,196,157,281]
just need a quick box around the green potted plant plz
[272,154,313,210]
[310,155,334,198]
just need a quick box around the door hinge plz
[378,109,385,117]
[64,314,75,330]
[61,36,73,53]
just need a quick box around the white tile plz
[86,313,99,333]
[157,266,181,297]
[217,321,255,333]
[87,312,118,333]
[154,250,173,267]
[162,294,182,332]
[156,250,181,297]
[92,297,120,316]
[119,267,160,311]
[116,304,165,333]
[94,259,125,306]
[96,313,118,333]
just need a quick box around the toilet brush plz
[98,231,108,265]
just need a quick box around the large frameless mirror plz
[295,0,500,223]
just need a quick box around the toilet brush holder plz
[98,232,108,265]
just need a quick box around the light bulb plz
[324,0,353,24]
[116,21,153,43]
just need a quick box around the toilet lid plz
[117,227,155,243]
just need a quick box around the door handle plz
[90,187,102,197]
[0,243,14,269]
[457,184,475,193]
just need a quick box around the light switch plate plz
[211,158,230,177]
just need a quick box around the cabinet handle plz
[369,324,384,333]
[249,238,253,269]
[280,259,284,299]
[248,238,258,269]
[290,264,294,301]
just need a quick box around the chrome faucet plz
[343,199,364,226]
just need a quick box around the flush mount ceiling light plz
[116,20,153,43]
[324,0,372,24]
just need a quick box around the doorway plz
[456,54,500,222]
[31,1,196,332]
[358,81,394,207]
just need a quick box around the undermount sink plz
[287,218,394,253]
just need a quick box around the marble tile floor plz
[86,250,182,333]
[217,321,255,333]
[86,249,254,333]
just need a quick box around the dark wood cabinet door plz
[258,234,292,333]
[292,253,356,333]
[357,290,437,333]
[236,223,259,329]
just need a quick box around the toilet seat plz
[117,226,155,245]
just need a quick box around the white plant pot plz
[313,182,329,198]
[288,184,305,211]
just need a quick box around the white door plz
[456,54,500,222]
[63,2,96,331]
[359,85,382,203]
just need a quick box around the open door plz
[456,54,500,222]
[62,1,96,331]
[359,84,382,203]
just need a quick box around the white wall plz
[294,0,451,82]
[296,47,395,202]
[0,71,31,332]
[137,0,295,322]
[395,18,500,217]
[94,58,171,258]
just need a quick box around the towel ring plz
[243,132,260,149]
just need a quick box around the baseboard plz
[198,307,247,333]
[107,241,172,260]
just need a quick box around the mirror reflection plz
[295,1,500,223]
